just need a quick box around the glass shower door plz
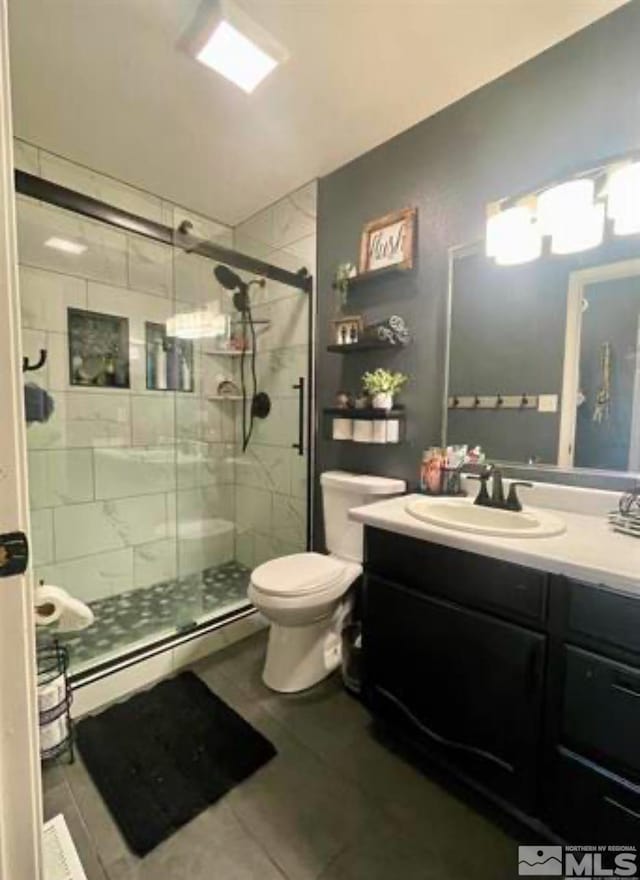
[171,240,311,629]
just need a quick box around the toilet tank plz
[321,471,405,563]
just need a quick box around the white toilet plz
[248,471,405,693]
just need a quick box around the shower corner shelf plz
[204,349,254,357]
[207,395,243,401]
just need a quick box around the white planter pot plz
[372,392,393,411]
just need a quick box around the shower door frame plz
[14,170,316,683]
[0,5,43,877]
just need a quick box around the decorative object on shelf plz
[217,379,241,397]
[334,261,357,309]
[68,308,130,388]
[363,314,410,346]
[145,322,194,392]
[335,390,355,409]
[362,368,408,411]
[332,315,363,346]
[354,392,370,409]
[37,640,74,764]
[359,207,416,275]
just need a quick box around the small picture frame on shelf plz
[145,322,194,392]
[67,307,130,389]
[332,315,363,346]
[359,207,416,274]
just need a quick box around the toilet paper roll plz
[40,714,69,753]
[38,672,67,714]
[371,421,387,444]
[332,418,353,441]
[34,583,95,632]
[352,421,373,443]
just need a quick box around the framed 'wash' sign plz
[359,207,416,274]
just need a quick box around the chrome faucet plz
[470,465,532,512]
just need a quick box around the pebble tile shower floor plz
[47,561,252,671]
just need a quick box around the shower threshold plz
[49,560,253,677]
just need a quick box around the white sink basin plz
[405,497,566,538]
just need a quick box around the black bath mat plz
[76,671,276,856]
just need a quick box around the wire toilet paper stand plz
[37,640,74,765]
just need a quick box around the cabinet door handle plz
[604,796,640,822]
[377,686,514,774]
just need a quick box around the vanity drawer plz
[565,579,640,660]
[365,528,547,623]
[562,646,640,780]
[546,746,640,844]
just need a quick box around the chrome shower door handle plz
[292,377,305,456]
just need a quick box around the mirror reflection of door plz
[574,273,640,471]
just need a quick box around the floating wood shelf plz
[323,407,405,420]
[332,263,412,291]
[327,339,405,354]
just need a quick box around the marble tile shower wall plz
[15,138,240,605]
[233,181,317,568]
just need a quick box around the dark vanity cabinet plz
[361,527,640,843]
[365,575,545,809]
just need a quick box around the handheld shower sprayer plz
[213,264,268,451]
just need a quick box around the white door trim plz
[557,258,640,467]
[0,0,43,875]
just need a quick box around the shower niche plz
[68,308,130,388]
[145,321,194,392]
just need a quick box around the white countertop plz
[349,485,640,598]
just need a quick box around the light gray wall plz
[314,2,640,546]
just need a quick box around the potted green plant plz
[362,368,408,411]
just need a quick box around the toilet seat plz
[251,552,346,597]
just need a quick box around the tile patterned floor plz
[39,561,251,673]
[43,631,525,880]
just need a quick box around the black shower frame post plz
[14,169,316,674]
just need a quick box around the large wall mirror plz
[444,152,640,478]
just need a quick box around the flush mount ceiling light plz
[607,161,640,235]
[486,205,542,266]
[182,0,288,94]
[44,237,87,255]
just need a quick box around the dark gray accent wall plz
[314,3,640,548]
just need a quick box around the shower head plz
[214,264,245,293]
[214,264,250,312]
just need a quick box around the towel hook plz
[22,349,47,373]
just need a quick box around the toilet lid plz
[251,553,346,597]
